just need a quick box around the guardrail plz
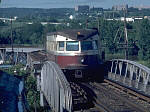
[106,59,150,96]
[40,61,72,112]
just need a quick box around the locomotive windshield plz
[81,41,98,51]
[81,41,93,50]
[66,41,79,51]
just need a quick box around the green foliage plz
[1,8,150,65]
[0,22,45,44]
[1,64,27,76]
[26,75,40,110]
[137,60,150,68]
[136,19,150,60]
[99,19,123,54]
[128,8,150,16]
[0,20,5,26]
[1,64,40,111]
[0,8,74,18]
[44,24,56,33]
[22,22,44,44]
[99,18,150,66]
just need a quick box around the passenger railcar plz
[46,29,102,80]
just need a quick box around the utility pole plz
[97,17,100,53]
[10,17,14,64]
[86,19,88,29]
[97,17,104,60]
[124,9,128,60]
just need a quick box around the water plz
[0,72,21,112]
[18,81,24,112]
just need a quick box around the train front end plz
[46,29,103,80]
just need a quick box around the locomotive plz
[46,29,103,80]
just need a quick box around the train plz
[46,29,103,80]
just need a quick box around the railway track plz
[70,78,150,112]
[77,79,149,112]
[70,82,92,111]
[104,79,150,103]
[88,79,150,112]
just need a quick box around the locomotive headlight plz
[81,59,84,63]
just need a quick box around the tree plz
[21,22,44,44]
[99,19,123,54]
[0,20,5,26]
[136,19,150,60]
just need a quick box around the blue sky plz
[0,0,150,8]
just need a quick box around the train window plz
[58,41,64,51]
[81,41,93,51]
[66,41,79,51]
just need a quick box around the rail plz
[104,79,150,103]
[106,59,150,96]
[90,81,149,112]
[40,61,72,112]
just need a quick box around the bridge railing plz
[106,59,150,95]
[41,61,72,112]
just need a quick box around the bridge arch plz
[40,61,72,112]
[107,59,150,95]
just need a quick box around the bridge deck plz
[27,50,150,111]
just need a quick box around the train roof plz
[47,29,98,40]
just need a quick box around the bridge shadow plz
[72,82,97,111]
[62,63,109,111]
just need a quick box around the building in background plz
[112,4,128,11]
[90,7,103,12]
[75,5,90,13]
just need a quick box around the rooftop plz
[28,50,47,62]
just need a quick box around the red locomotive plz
[46,29,103,80]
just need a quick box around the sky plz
[0,0,150,9]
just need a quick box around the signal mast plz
[124,8,129,60]
[113,7,130,60]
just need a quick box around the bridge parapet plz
[41,61,72,112]
[106,59,150,96]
